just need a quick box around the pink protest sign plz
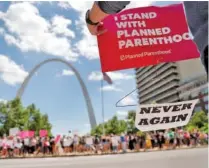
[28,131,35,138]
[39,130,48,137]
[55,135,61,144]
[18,131,29,139]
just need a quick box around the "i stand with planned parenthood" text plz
[114,12,191,49]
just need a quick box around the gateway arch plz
[16,58,97,129]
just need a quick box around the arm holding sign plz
[86,1,130,35]
[183,2,208,74]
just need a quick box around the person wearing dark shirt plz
[156,132,162,149]
[49,137,55,155]
[128,135,136,150]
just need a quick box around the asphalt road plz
[0,148,208,168]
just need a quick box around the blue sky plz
[0,1,178,135]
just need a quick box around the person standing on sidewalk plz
[120,133,127,153]
[23,136,29,155]
[111,134,119,153]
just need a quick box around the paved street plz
[0,148,208,168]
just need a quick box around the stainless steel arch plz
[16,58,97,129]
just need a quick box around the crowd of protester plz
[0,128,208,158]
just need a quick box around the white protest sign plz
[6,140,14,148]
[9,127,19,136]
[135,99,199,132]
[86,137,93,145]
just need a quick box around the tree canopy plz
[0,98,52,136]
[185,111,208,133]
[91,116,127,136]
[91,111,137,136]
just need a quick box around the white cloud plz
[120,96,136,106]
[0,2,78,61]
[62,69,75,76]
[74,26,99,60]
[0,99,7,104]
[51,15,75,38]
[0,28,4,34]
[108,72,134,80]
[56,69,75,77]
[88,71,102,81]
[11,1,42,5]
[58,2,71,9]
[58,1,92,11]
[58,1,153,60]
[116,110,128,117]
[104,118,109,122]
[4,34,17,45]
[0,55,28,86]
[58,1,100,60]
[88,71,134,81]
[100,85,122,92]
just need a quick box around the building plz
[177,75,208,113]
[135,58,206,104]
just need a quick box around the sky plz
[0,1,179,135]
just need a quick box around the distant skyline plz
[0,1,179,135]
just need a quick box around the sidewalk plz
[1,145,208,160]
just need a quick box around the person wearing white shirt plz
[85,135,95,153]
[73,135,79,153]
[111,135,119,153]
[14,139,23,156]
[7,137,14,157]
[63,136,68,153]
[24,137,30,154]
[120,133,127,153]
[31,137,37,154]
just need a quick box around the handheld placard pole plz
[101,79,105,135]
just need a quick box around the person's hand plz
[87,22,107,36]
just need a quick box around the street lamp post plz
[101,79,105,135]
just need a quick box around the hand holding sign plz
[88,22,107,36]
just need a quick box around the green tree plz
[91,116,127,136]
[136,130,146,137]
[0,98,52,136]
[105,116,120,134]
[126,110,138,133]
[186,111,208,132]
[91,124,103,136]
[200,123,208,133]
[118,120,127,134]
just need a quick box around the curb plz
[0,146,207,160]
